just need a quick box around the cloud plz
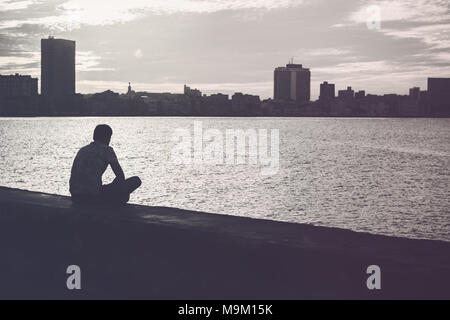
[314,60,391,74]
[301,48,353,57]
[344,1,450,50]
[0,50,114,78]
[77,51,115,71]
[336,0,450,84]
[0,0,35,11]
[382,23,450,50]
[0,0,304,30]
[349,0,450,24]
[0,51,40,76]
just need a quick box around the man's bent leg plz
[125,176,142,194]
[101,176,141,205]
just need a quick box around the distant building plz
[274,62,310,102]
[319,81,335,100]
[355,90,365,99]
[231,92,261,115]
[338,87,354,100]
[0,73,38,116]
[427,78,450,116]
[126,82,136,96]
[184,85,202,97]
[0,74,38,97]
[41,36,76,97]
[207,93,229,104]
[409,87,420,100]
[419,90,429,115]
[204,93,231,115]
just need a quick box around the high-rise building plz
[0,73,38,97]
[41,36,75,97]
[319,81,335,100]
[274,63,310,102]
[427,78,450,115]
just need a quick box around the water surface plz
[0,117,449,241]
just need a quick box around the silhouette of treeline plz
[1,77,449,117]
[0,88,448,117]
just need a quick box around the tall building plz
[274,63,310,102]
[0,74,38,97]
[41,36,75,97]
[427,78,450,115]
[319,81,335,100]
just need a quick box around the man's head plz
[93,124,113,145]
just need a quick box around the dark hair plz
[93,124,113,142]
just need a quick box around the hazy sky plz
[1,0,449,99]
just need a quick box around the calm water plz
[0,117,449,241]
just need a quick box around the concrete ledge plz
[0,186,449,299]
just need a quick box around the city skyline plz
[1,0,450,99]
[1,34,448,110]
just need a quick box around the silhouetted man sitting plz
[70,124,141,206]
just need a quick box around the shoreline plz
[1,115,450,119]
[0,185,448,244]
[0,186,449,299]
[0,184,447,244]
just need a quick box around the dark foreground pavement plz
[0,186,449,299]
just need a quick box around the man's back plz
[69,141,118,196]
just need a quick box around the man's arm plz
[110,160,125,181]
[108,148,125,181]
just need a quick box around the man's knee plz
[126,176,142,192]
[130,176,142,187]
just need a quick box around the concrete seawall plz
[0,186,449,299]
